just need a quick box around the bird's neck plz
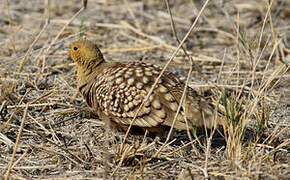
[77,59,105,89]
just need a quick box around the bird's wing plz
[84,62,185,128]
[85,61,216,129]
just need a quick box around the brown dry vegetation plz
[0,0,289,179]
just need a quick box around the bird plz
[68,39,218,134]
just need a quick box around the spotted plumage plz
[69,40,218,134]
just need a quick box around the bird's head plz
[69,40,104,67]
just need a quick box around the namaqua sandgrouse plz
[69,40,218,134]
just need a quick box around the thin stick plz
[204,138,211,179]
[7,103,56,109]
[166,138,198,156]
[95,22,126,29]
[267,0,281,64]
[102,45,162,53]
[4,103,29,180]
[257,0,273,56]
[217,48,227,83]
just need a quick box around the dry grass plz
[0,0,289,179]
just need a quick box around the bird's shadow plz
[157,126,260,150]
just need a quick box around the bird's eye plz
[73,46,78,51]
